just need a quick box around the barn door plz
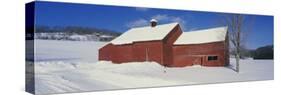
[145,48,149,61]
[193,57,203,65]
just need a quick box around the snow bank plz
[33,59,273,94]
[34,61,183,94]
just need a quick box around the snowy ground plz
[26,40,274,95]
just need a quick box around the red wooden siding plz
[99,44,134,63]
[162,25,182,66]
[172,41,229,67]
[132,41,163,64]
[99,41,164,64]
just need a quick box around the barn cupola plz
[150,19,157,27]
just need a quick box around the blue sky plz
[34,1,273,49]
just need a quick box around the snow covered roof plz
[111,22,179,45]
[174,26,228,45]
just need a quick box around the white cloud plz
[135,7,149,11]
[152,14,169,21]
[126,19,149,28]
[126,14,189,31]
[152,14,187,30]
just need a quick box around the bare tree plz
[221,14,253,73]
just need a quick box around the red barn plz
[99,19,229,67]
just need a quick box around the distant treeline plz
[231,45,273,59]
[253,45,273,59]
[35,26,121,36]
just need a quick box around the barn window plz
[208,56,218,61]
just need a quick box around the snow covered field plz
[27,40,273,95]
[32,40,107,62]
